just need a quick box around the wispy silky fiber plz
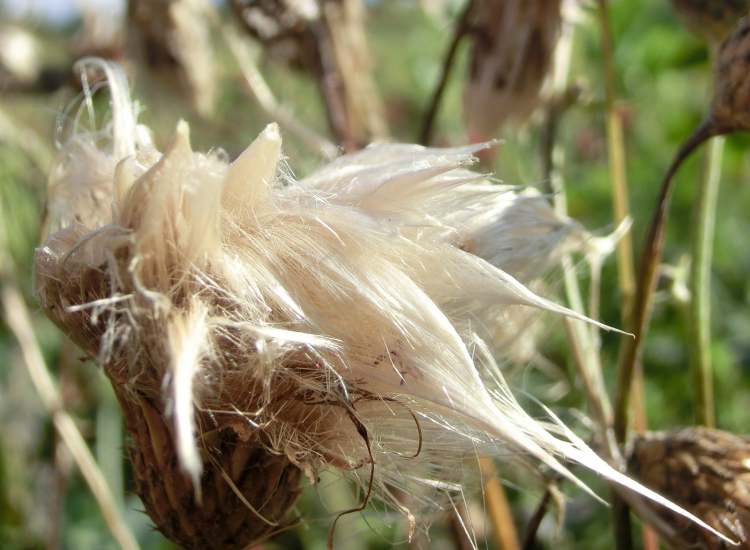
[35,59,733,548]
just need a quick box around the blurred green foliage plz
[1,1,750,548]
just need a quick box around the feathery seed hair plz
[670,0,750,45]
[35,59,730,548]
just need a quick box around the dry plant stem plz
[611,122,719,549]
[596,0,636,324]
[1,285,140,550]
[223,29,338,159]
[419,0,474,145]
[521,487,551,550]
[479,458,520,550]
[320,0,388,145]
[614,120,717,444]
[312,20,358,152]
[546,24,616,456]
[542,25,622,548]
[596,1,651,547]
[689,136,724,428]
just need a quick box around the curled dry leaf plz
[35,59,733,549]
[629,427,750,549]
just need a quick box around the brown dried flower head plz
[463,0,563,141]
[629,427,750,549]
[711,13,750,132]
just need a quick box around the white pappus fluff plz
[34,58,733,544]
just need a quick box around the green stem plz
[689,136,723,427]
[596,1,643,547]
[546,17,616,445]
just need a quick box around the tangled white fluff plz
[36,58,729,543]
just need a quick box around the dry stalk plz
[0,284,140,550]
[419,0,475,145]
[479,458,520,550]
[544,11,616,458]
[595,1,652,547]
[614,13,750,446]
[689,135,724,428]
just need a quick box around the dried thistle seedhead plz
[628,427,750,549]
[128,0,216,116]
[671,0,750,44]
[712,14,750,131]
[35,60,732,548]
[463,0,563,140]
[231,0,387,147]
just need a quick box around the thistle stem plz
[223,28,338,159]
[480,458,520,550]
[597,0,636,324]
[419,0,474,145]
[614,121,716,443]
[521,488,551,550]
[546,18,616,449]
[689,135,724,428]
[596,1,652,547]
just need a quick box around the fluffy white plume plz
[34,59,733,544]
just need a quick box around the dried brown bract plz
[463,0,563,141]
[671,0,750,44]
[629,427,750,549]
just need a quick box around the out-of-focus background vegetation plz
[2,0,750,548]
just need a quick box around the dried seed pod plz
[463,0,563,141]
[629,427,750,549]
[36,60,730,548]
[670,0,750,44]
[127,0,216,116]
